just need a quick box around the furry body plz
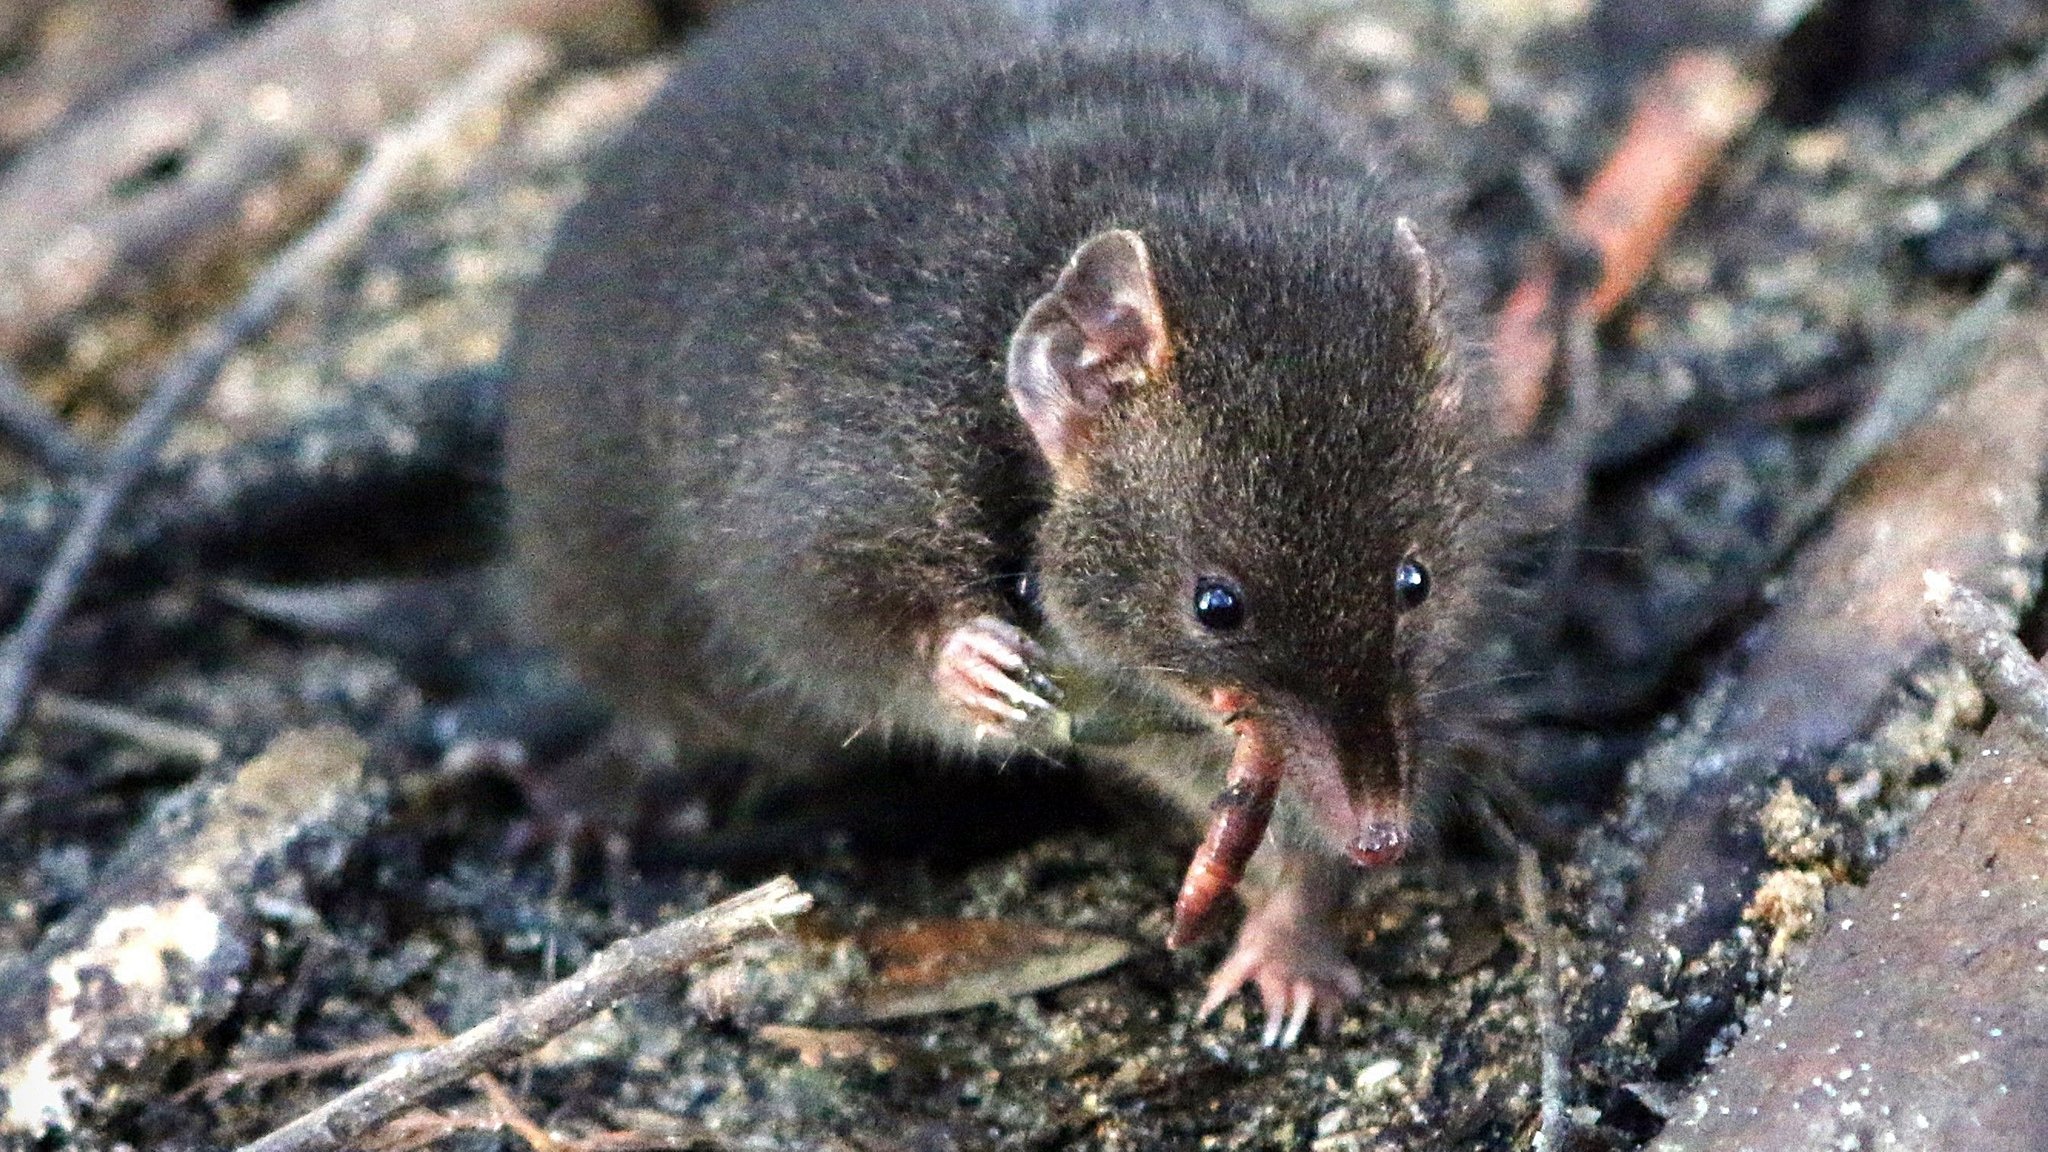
[508,0,1492,1037]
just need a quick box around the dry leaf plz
[843,919,1133,1023]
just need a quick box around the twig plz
[1514,160,1603,433]
[0,364,505,605]
[1907,44,2048,186]
[389,998,559,1152]
[1473,802,1573,1151]
[1493,51,1765,437]
[1516,844,1572,1152]
[0,36,555,750]
[1924,571,2048,757]
[234,876,815,1152]
[176,1037,431,1104]
[1509,161,1601,644]
[33,690,221,766]
[0,0,222,162]
[1776,267,2025,557]
[360,1107,482,1152]
[575,1132,729,1151]
[0,358,95,475]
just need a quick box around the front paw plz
[1198,899,1364,1049]
[931,615,1062,735]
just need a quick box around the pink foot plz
[1198,879,1363,1048]
[931,615,1059,734]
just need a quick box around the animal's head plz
[1006,220,1488,864]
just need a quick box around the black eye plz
[1394,559,1430,610]
[1192,577,1245,631]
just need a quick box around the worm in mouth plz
[1165,694,1281,949]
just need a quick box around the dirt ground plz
[1,0,2045,1149]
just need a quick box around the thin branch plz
[1493,51,1765,438]
[234,876,814,1152]
[0,358,96,475]
[33,690,221,766]
[388,998,560,1152]
[0,36,554,750]
[176,1037,431,1104]
[1510,160,1601,645]
[1907,44,2048,186]
[1516,844,1572,1152]
[1924,571,2048,756]
[573,1123,733,1139]
[1514,159,1604,433]
[1473,800,1574,1151]
[0,0,222,161]
[0,0,648,355]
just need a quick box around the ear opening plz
[1005,229,1170,480]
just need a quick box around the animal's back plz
[508,0,1011,728]
[508,0,1405,742]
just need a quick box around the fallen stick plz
[1516,845,1571,1152]
[177,1037,431,1104]
[1924,572,2048,755]
[0,358,95,475]
[0,728,379,1137]
[1493,51,1766,438]
[1906,43,2048,186]
[32,690,222,766]
[388,998,559,1152]
[234,877,815,1152]
[0,0,224,162]
[0,37,554,749]
[0,364,504,611]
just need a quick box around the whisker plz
[1417,669,1542,702]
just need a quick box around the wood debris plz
[0,727,378,1138]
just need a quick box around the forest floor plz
[0,0,2045,1149]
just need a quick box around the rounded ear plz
[1395,216,1462,414]
[1005,229,1170,483]
[1394,216,1441,312]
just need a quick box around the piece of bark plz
[1623,303,2048,962]
[0,0,226,163]
[0,727,380,1138]
[1649,642,2048,1151]
[0,0,656,358]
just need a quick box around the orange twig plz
[1494,51,1766,437]
[177,1037,430,1103]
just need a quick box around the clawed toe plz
[1197,899,1364,1049]
[1206,967,1357,1049]
[933,615,1061,732]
